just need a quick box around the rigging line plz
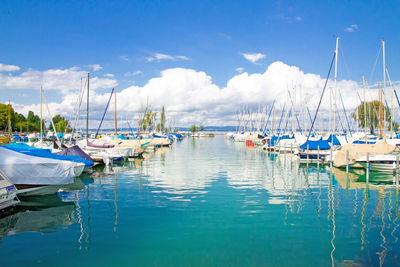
[339,91,353,136]
[305,51,336,146]
[368,44,382,84]
[41,88,61,146]
[339,43,352,81]
[72,78,87,137]
[262,100,276,135]
[287,89,302,132]
[95,88,115,137]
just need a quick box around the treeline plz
[0,103,71,133]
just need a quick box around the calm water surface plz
[1,136,400,266]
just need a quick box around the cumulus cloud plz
[241,53,266,64]
[0,66,117,91]
[12,61,372,129]
[147,53,190,62]
[88,64,103,71]
[104,73,115,78]
[344,24,358,32]
[0,63,20,72]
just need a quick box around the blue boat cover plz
[300,139,331,150]
[5,143,93,167]
[326,134,341,146]
[352,140,376,144]
[269,134,294,146]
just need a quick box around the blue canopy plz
[5,143,93,168]
[326,134,341,146]
[269,134,294,147]
[353,140,376,144]
[300,139,331,150]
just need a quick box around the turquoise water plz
[1,135,400,266]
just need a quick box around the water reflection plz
[0,194,75,242]
[0,136,400,266]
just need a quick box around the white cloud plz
[0,66,117,91]
[0,63,20,72]
[88,64,103,71]
[344,24,358,32]
[119,55,129,61]
[236,67,244,73]
[241,53,266,64]
[104,73,115,78]
[147,53,190,62]
[12,61,372,128]
[124,70,143,77]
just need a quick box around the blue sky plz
[0,0,399,126]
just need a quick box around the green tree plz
[351,100,395,133]
[0,103,16,131]
[160,106,166,131]
[27,110,45,132]
[189,124,198,133]
[199,125,205,131]
[51,114,71,132]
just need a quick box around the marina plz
[2,1,400,266]
[0,135,399,266]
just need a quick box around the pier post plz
[306,145,309,169]
[346,149,349,174]
[366,152,370,183]
[396,154,399,187]
[330,147,333,168]
[291,143,293,153]
[317,146,320,168]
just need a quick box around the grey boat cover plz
[0,147,77,185]
[56,145,94,162]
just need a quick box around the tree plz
[51,114,71,132]
[0,103,15,131]
[351,100,396,133]
[199,125,204,131]
[27,110,45,132]
[160,106,166,131]
[189,124,198,133]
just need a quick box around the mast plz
[382,40,387,135]
[333,37,339,134]
[363,76,367,142]
[7,101,11,142]
[40,86,43,142]
[379,82,384,138]
[114,87,117,140]
[86,73,90,141]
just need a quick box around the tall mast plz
[363,76,367,142]
[382,39,387,134]
[86,73,89,141]
[379,82,384,138]
[7,100,11,142]
[40,86,43,142]
[114,87,117,140]
[333,37,339,134]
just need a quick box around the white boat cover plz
[0,147,77,185]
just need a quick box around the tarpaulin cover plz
[300,139,331,150]
[326,134,341,146]
[5,143,93,167]
[0,147,77,185]
[56,145,94,163]
[269,134,294,146]
[87,140,114,148]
